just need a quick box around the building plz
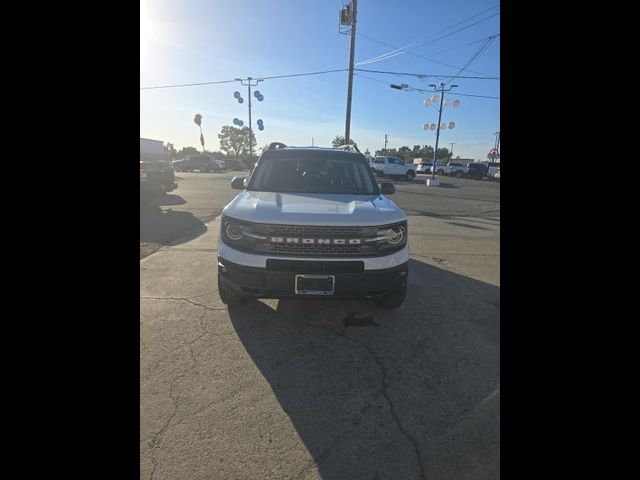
[140,138,167,162]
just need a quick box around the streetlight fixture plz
[234,77,264,160]
[424,83,458,186]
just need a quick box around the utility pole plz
[449,142,455,160]
[384,133,388,155]
[344,0,358,145]
[429,83,458,183]
[312,137,314,147]
[236,77,263,159]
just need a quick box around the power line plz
[140,68,349,90]
[443,36,498,85]
[411,87,500,100]
[259,68,349,80]
[355,68,499,80]
[355,74,500,99]
[430,33,500,57]
[356,11,499,69]
[355,32,496,76]
[353,72,390,84]
[436,3,500,34]
[140,79,238,90]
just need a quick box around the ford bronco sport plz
[217,143,409,308]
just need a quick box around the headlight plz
[367,222,407,250]
[380,224,406,245]
[225,222,244,241]
[221,217,266,247]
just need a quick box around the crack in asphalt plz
[271,307,427,480]
[142,299,437,479]
[148,372,185,480]
[140,296,227,312]
[315,325,427,480]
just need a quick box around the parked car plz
[140,160,177,202]
[416,161,445,175]
[372,156,417,180]
[172,155,224,172]
[444,162,467,178]
[466,162,489,180]
[218,143,409,308]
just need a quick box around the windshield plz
[248,156,378,195]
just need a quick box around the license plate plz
[294,274,335,295]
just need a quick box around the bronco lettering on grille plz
[269,237,362,245]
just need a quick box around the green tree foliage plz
[175,146,200,158]
[331,135,358,149]
[218,126,257,157]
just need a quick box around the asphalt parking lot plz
[140,171,500,479]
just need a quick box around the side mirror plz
[380,182,395,195]
[231,176,246,190]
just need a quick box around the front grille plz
[271,243,363,255]
[252,224,379,256]
[224,220,406,257]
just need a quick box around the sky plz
[140,0,500,160]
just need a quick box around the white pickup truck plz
[443,161,467,178]
[372,156,417,181]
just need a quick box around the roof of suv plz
[260,146,368,165]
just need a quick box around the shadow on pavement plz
[445,221,492,231]
[435,182,459,189]
[227,258,500,479]
[140,205,207,246]
[153,194,187,206]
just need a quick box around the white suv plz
[217,144,409,308]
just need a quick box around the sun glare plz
[140,0,152,70]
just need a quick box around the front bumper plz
[218,255,408,299]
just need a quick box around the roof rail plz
[268,142,287,151]
[335,144,361,154]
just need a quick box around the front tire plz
[455,170,463,178]
[218,273,249,306]
[376,281,407,309]
[405,170,416,181]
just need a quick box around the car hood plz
[222,191,406,226]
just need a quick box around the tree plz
[164,142,177,159]
[218,125,256,157]
[175,146,200,158]
[436,147,450,160]
[332,135,357,149]
[423,146,434,159]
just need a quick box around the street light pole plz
[237,77,262,160]
[429,83,458,181]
